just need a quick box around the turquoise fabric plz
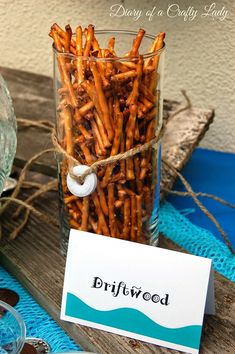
[159,202,235,282]
[0,266,81,352]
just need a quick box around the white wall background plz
[0,0,234,152]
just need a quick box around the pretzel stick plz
[130,28,145,56]
[75,199,83,212]
[108,37,115,54]
[126,56,142,160]
[76,199,97,233]
[139,95,154,111]
[76,26,84,85]
[83,24,94,58]
[89,217,98,233]
[93,37,110,88]
[49,29,74,54]
[120,134,126,180]
[93,133,103,156]
[96,222,102,234]
[102,111,123,187]
[82,81,106,126]
[127,56,143,106]
[150,32,165,69]
[75,136,96,164]
[69,205,81,221]
[110,172,125,183]
[78,101,94,116]
[51,23,76,48]
[94,112,111,148]
[111,70,137,82]
[146,107,157,121]
[108,183,116,236]
[118,186,126,201]
[120,61,136,70]
[65,25,72,52]
[136,194,142,242]
[149,32,165,92]
[123,197,131,239]
[73,194,100,233]
[51,29,78,108]
[139,119,155,180]
[137,102,145,118]
[130,194,136,241]
[70,219,81,229]
[143,34,160,69]
[108,96,115,131]
[92,192,109,235]
[103,49,114,78]
[90,119,106,156]
[125,104,137,180]
[60,107,73,155]
[81,196,89,231]
[64,195,78,204]
[113,61,134,73]
[126,157,135,181]
[126,104,137,151]
[140,84,156,104]
[134,156,143,194]
[134,122,140,141]
[97,184,109,216]
[90,61,114,141]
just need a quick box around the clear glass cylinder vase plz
[53,29,165,254]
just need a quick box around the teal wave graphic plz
[65,293,201,349]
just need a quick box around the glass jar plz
[0,74,17,196]
[0,300,26,353]
[53,29,165,254]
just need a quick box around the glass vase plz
[0,74,17,196]
[0,300,26,353]
[53,29,165,254]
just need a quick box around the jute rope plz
[163,188,235,210]
[162,159,235,254]
[0,148,55,216]
[52,127,164,184]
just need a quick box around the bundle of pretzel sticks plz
[49,23,165,244]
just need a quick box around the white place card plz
[61,230,214,354]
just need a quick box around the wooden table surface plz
[0,67,234,354]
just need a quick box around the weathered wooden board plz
[0,66,214,189]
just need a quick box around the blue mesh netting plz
[0,266,81,353]
[159,202,235,282]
